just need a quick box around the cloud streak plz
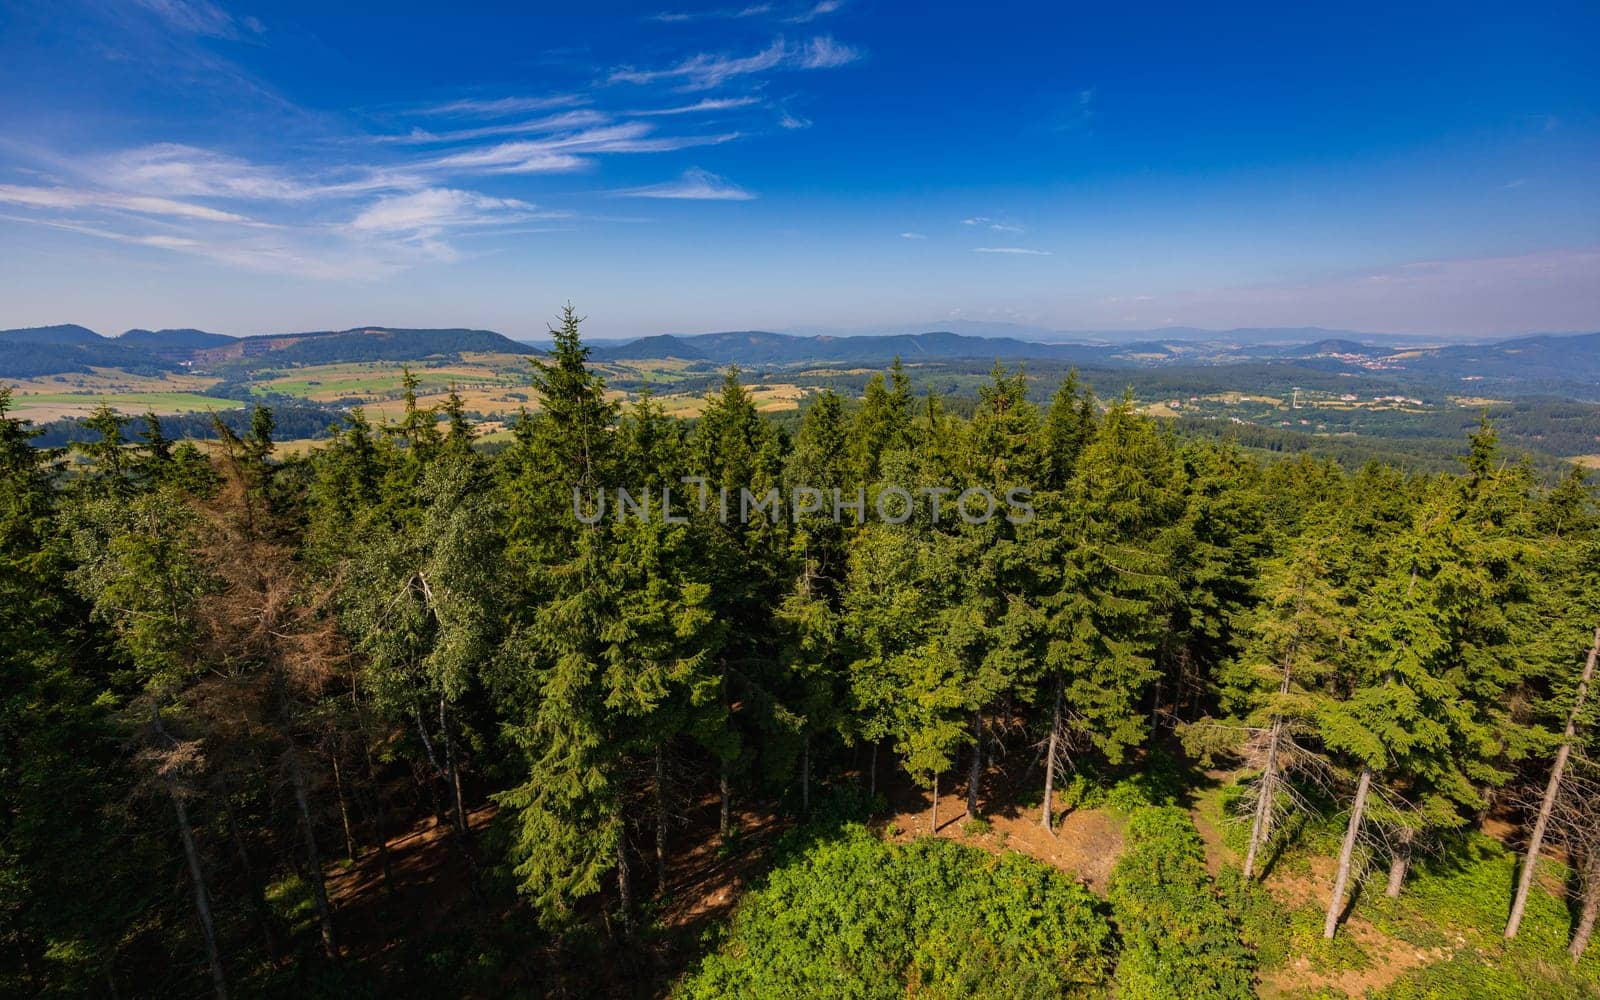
[615,168,754,200]
[974,246,1052,255]
[609,36,859,90]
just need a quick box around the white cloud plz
[96,144,318,201]
[798,35,858,68]
[375,110,612,145]
[416,94,587,118]
[988,222,1025,233]
[900,232,927,239]
[787,1,842,23]
[615,168,754,200]
[0,182,251,223]
[347,188,545,233]
[962,217,989,225]
[631,97,761,116]
[974,246,1052,255]
[610,36,859,90]
[779,111,812,129]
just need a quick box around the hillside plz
[0,324,537,377]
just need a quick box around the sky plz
[0,1,1596,341]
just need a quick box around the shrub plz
[676,827,1114,999]
[1108,807,1254,999]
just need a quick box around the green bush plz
[1108,807,1254,999]
[676,827,1115,999]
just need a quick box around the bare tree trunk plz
[289,757,339,962]
[616,819,634,935]
[440,696,468,838]
[1570,853,1600,962]
[172,791,228,999]
[930,772,939,833]
[719,760,732,844]
[1324,765,1374,939]
[967,709,982,818]
[414,709,446,828]
[801,736,810,814]
[1243,719,1281,880]
[869,742,877,798]
[1508,626,1598,939]
[655,746,669,896]
[330,751,357,864]
[1385,828,1413,898]
[1042,679,1063,833]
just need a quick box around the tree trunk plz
[1570,853,1600,962]
[1508,626,1598,939]
[224,802,281,963]
[1324,765,1374,939]
[1243,718,1282,880]
[719,761,732,844]
[441,696,468,838]
[930,772,939,833]
[801,736,810,814]
[967,709,982,818]
[1385,828,1413,898]
[289,757,339,961]
[414,706,446,828]
[616,821,634,935]
[172,791,228,999]
[1042,679,1063,833]
[869,742,877,798]
[655,746,669,896]
[330,751,357,864]
[360,741,395,897]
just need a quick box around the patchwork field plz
[4,367,239,420]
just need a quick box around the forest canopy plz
[3,307,1598,998]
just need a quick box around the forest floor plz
[319,756,1594,999]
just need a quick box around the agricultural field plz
[3,367,236,420]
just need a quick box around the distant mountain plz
[780,321,1447,347]
[0,324,178,377]
[0,324,105,346]
[119,328,236,350]
[1395,331,1600,385]
[0,324,537,378]
[600,334,706,361]
[592,329,1122,366]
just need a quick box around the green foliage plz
[677,828,1114,999]
[1107,807,1254,1000]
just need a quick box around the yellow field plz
[4,368,231,420]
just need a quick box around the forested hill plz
[589,327,1600,386]
[5,307,1598,998]
[0,324,535,376]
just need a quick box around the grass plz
[7,390,242,419]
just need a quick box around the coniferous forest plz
[5,308,1600,998]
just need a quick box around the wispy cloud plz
[1057,88,1096,132]
[609,36,859,90]
[648,5,772,23]
[779,111,812,129]
[129,0,258,39]
[787,1,843,23]
[346,188,549,233]
[900,231,927,239]
[615,168,754,200]
[415,94,588,118]
[0,182,253,223]
[974,246,1052,256]
[964,216,1024,233]
[630,97,761,116]
[374,110,611,145]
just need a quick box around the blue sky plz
[0,0,1596,340]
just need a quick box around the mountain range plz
[2,323,1597,393]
